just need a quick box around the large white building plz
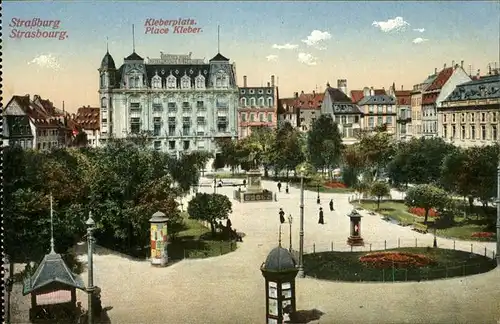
[98,50,239,157]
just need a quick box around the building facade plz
[421,62,471,138]
[357,88,397,134]
[321,85,363,145]
[296,91,324,132]
[4,95,72,150]
[277,97,299,128]
[389,84,412,141]
[237,75,278,139]
[439,74,500,148]
[74,106,100,147]
[98,50,238,156]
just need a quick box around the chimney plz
[401,85,403,90]
[488,64,492,75]
[243,75,247,87]
[294,92,299,99]
[337,79,347,95]
[452,60,455,68]
[271,75,275,87]
[313,90,316,96]
[477,69,481,78]
[301,90,304,95]
[443,63,447,69]
[434,68,437,74]
[461,60,464,68]
[370,87,374,96]
[267,82,270,87]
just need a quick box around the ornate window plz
[181,74,191,90]
[250,98,256,106]
[258,97,265,106]
[153,97,162,112]
[195,74,205,89]
[152,73,162,89]
[100,74,107,88]
[128,76,140,88]
[267,97,273,107]
[240,98,247,106]
[101,97,107,109]
[166,74,177,89]
[215,71,228,88]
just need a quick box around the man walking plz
[279,208,285,224]
[277,182,282,192]
[329,199,335,211]
[318,207,324,224]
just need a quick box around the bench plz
[412,223,428,234]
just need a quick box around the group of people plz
[279,199,335,225]
[277,182,289,194]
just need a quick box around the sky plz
[4,1,499,112]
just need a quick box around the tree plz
[187,193,232,237]
[369,181,391,210]
[274,123,306,177]
[357,129,394,181]
[405,184,450,224]
[307,115,342,174]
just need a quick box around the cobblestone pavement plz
[10,178,500,324]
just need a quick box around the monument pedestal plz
[347,236,365,246]
[234,169,274,203]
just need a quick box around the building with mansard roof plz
[98,49,238,157]
[439,73,500,148]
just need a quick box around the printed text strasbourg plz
[9,18,68,40]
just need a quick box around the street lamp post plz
[213,177,217,194]
[288,214,293,252]
[433,227,437,248]
[316,184,320,204]
[298,169,305,278]
[86,212,96,324]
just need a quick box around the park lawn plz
[353,201,496,242]
[289,182,355,194]
[303,247,496,282]
[352,201,418,225]
[168,213,237,259]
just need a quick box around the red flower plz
[324,181,347,189]
[408,207,438,218]
[359,252,435,269]
[471,232,495,238]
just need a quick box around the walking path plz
[10,178,500,324]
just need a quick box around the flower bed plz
[359,251,436,269]
[324,181,347,189]
[471,232,496,238]
[408,207,438,218]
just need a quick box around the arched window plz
[258,97,265,106]
[250,98,256,106]
[267,97,273,107]
[240,98,247,106]
[100,74,106,88]
[101,97,107,109]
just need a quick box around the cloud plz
[297,53,317,66]
[28,54,61,70]
[266,54,278,62]
[302,30,332,49]
[272,43,299,50]
[372,17,410,32]
[413,28,425,33]
[412,37,429,44]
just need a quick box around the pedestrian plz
[243,179,247,187]
[285,183,289,194]
[279,208,285,224]
[329,199,334,211]
[218,179,223,187]
[318,207,324,224]
[226,218,232,229]
[277,182,282,192]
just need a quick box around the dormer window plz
[128,75,141,89]
[167,74,176,89]
[152,73,162,89]
[195,74,205,89]
[215,71,228,88]
[181,74,191,89]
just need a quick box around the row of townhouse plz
[3,94,101,150]
[410,61,500,147]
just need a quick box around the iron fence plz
[289,238,497,282]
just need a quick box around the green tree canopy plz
[187,193,233,237]
[307,115,342,173]
[405,184,450,224]
[369,181,391,210]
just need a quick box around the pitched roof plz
[75,107,100,130]
[277,98,298,114]
[209,53,229,62]
[425,67,454,91]
[296,92,324,110]
[7,95,70,129]
[326,87,352,103]
[394,90,411,105]
[125,52,144,61]
[357,94,396,106]
[444,74,500,102]
[350,90,364,103]
[101,51,116,70]
[23,251,85,295]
